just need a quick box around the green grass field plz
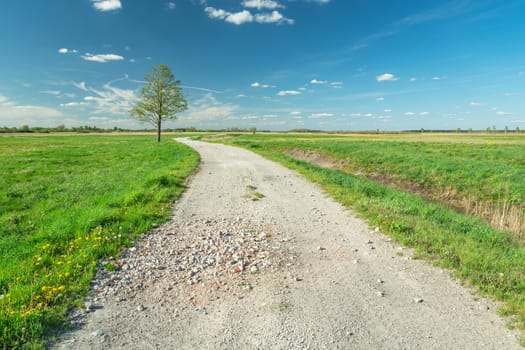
[211,132,525,340]
[0,135,199,348]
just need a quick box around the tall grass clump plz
[0,135,199,348]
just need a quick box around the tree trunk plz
[157,118,161,142]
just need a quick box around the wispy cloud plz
[40,90,62,96]
[395,0,478,26]
[307,0,330,4]
[167,2,176,10]
[277,90,301,96]
[376,73,398,82]
[352,30,397,51]
[310,79,327,85]
[180,85,222,93]
[310,112,334,119]
[352,0,487,51]
[182,93,239,123]
[81,53,125,63]
[70,77,137,115]
[92,0,122,12]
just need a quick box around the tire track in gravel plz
[55,139,520,349]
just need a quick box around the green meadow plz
[0,135,199,348]
[211,132,525,339]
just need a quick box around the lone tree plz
[131,64,187,142]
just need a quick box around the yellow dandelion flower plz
[58,285,65,291]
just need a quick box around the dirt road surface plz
[56,139,520,349]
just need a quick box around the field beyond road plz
[0,135,199,348]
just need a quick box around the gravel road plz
[56,139,520,349]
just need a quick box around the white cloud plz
[376,97,384,101]
[242,0,283,10]
[92,0,122,11]
[277,90,301,96]
[255,11,293,24]
[419,111,429,116]
[205,6,292,25]
[376,73,398,82]
[470,101,482,106]
[227,10,254,25]
[58,48,78,54]
[0,95,64,127]
[432,76,442,80]
[310,79,327,85]
[384,109,392,113]
[409,77,417,82]
[290,111,302,116]
[167,2,176,10]
[251,82,273,88]
[310,113,334,119]
[307,0,330,3]
[81,53,125,63]
[330,82,343,88]
[496,111,512,116]
[404,112,416,116]
[205,7,228,19]
[205,7,253,25]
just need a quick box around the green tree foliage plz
[131,64,188,142]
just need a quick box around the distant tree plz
[516,126,521,133]
[468,128,473,133]
[504,125,509,134]
[420,128,425,133]
[130,64,188,142]
[456,128,461,133]
[486,127,491,134]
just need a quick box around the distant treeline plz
[1,125,522,134]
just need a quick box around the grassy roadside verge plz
[0,135,199,348]
[215,136,525,343]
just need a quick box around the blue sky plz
[1,0,524,131]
